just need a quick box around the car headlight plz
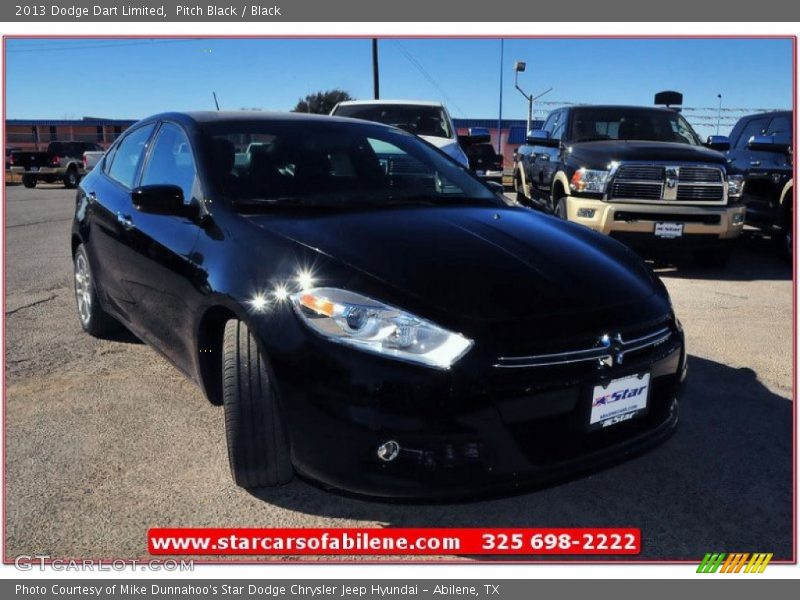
[570,168,609,194]
[727,174,745,199]
[290,287,474,369]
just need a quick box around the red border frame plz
[1,34,796,567]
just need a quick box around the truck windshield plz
[332,104,452,139]
[570,108,702,145]
[202,119,495,209]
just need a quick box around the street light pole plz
[716,94,722,135]
[372,39,380,100]
[514,61,552,135]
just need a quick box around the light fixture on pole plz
[716,94,722,135]
[514,61,552,135]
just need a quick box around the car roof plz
[148,110,363,125]
[335,100,444,108]
[566,105,688,113]
[737,110,792,121]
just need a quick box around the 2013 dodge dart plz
[71,112,686,498]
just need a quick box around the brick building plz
[5,118,137,151]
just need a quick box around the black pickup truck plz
[513,105,746,265]
[9,141,102,189]
[713,110,792,258]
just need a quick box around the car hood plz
[419,136,468,166]
[246,206,663,327]
[569,140,727,170]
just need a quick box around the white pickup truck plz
[82,150,105,173]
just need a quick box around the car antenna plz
[212,92,220,111]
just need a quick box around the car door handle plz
[116,212,134,230]
[538,154,550,161]
[750,160,761,166]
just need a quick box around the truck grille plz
[608,163,725,203]
[611,182,662,200]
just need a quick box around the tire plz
[22,175,37,188]
[555,196,568,219]
[694,247,732,268]
[64,166,79,189]
[778,200,792,262]
[73,244,120,337]
[514,171,527,205]
[222,319,293,488]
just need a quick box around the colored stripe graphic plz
[744,553,773,573]
[697,553,727,573]
[720,553,749,573]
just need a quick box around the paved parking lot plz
[3,184,793,561]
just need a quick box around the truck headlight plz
[727,174,745,198]
[290,287,473,369]
[570,168,609,194]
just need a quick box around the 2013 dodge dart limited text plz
[71,111,686,498]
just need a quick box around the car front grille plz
[608,163,726,203]
[494,323,675,370]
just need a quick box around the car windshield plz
[202,119,496,209]
[570,108,702,145]
[332,104,453,139]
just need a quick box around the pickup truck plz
[10,141,103,189]
[513,105,746,266]
[82,150,105,173]
[711,110,793,258]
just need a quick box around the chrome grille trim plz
[606,162,727,205]
[493,327,672,369]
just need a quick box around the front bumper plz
[270,318,686,499]
[564,195,745,242]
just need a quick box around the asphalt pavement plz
[3,184,793,561]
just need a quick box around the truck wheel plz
[555,197,568,219]
[514,171,530,205]
[73,244,120,337]
[22,175,37,188]
[64,167,79,189]
[778,200,792,261]
[222,319,293,489]
[694,247,732,268]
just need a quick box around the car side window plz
[541,113,557,135]
[734,117,769,150]
[107,124,156,188]
[765,116,791,146]
[141,123,198,204]
[552,111,567,140]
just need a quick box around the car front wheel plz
[222,319,293,488]
[64,167,79,189]
[22,175,36,188]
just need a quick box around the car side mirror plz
[526,129,560,148]
[747,135,791,154]
[132,184,189,216]
[706,135,730,151]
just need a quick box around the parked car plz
[72,111,685,498]
[83,149,106,173]
[462,128,504,183]
[513,105,746,266]
[710,110,793,258]
[330,99,470,168]
[10,141,102,188]
[5,146,21,184]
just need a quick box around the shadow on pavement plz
[653,231,791,282]
[249,355,793,560]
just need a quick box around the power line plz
[6,39,205,53]
[390,40,467,117]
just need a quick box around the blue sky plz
[5,38,793,137]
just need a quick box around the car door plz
[112,121,203,371]
[83,122,157,319]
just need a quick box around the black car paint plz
[73,112,685,497]
[516,105,728,212]
[724,110,793,231]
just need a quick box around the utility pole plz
[497,39,504,155]
[514,61,552,134]
[372,39,380,100]
[716,94,722,135]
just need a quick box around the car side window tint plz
[766,116,791,146]
[141,123,198,204]
[107,124,156,188]
[541,113,557,135]
[552,111,566,140]
[734,117,769,150]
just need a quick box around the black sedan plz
[72,112,686,498]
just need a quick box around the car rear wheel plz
[514,171,528,205]
[73,244,120,336]
[222,319,293,489]
[22,175,36,188]
[64,166,79,189]
[779,200,792,261]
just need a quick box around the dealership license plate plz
[29,166,39,172]
[654,222,683,238]
[590,373,650,429]
[475,170,485,176]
